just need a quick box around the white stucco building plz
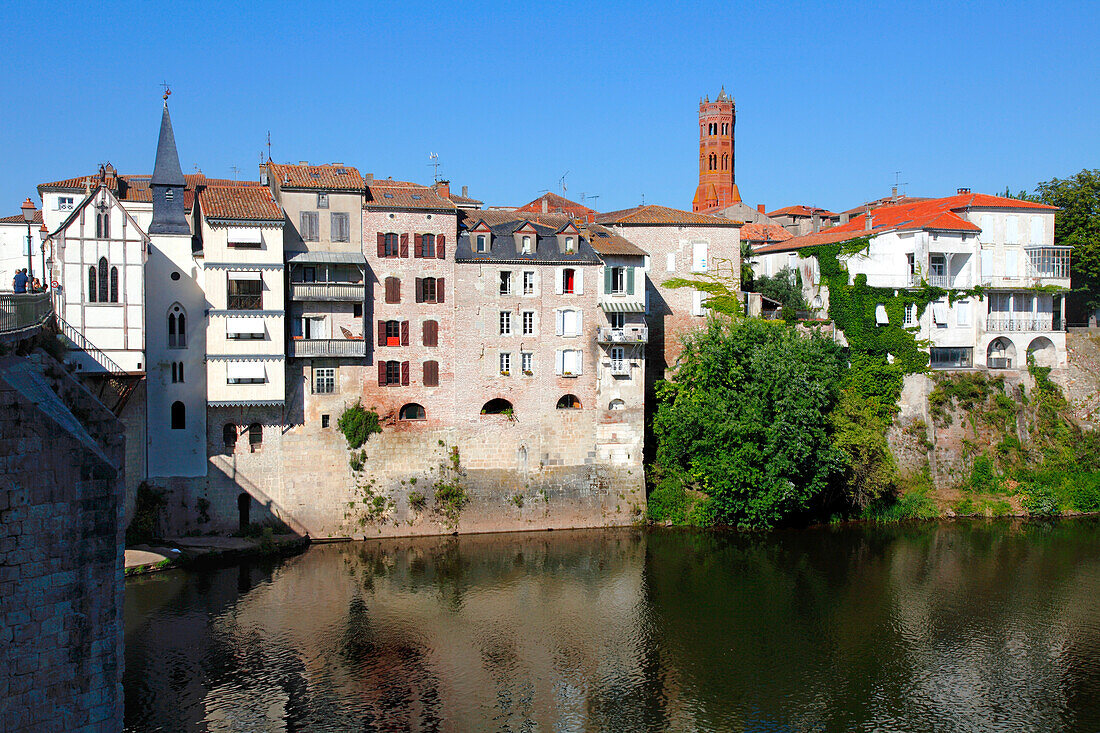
[753,190,1069,369]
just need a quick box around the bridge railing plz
[0,292,52,338]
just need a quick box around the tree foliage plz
[1034,169,1100,317]
[338,400,381,449]
[752,266,809,319]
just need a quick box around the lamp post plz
[20,197,36,285]
[39,224,48,291]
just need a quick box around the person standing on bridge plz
[13,268,29,293]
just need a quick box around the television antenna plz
[588,194,599,209]
[559,171,569,194]
[230,166,240,180]
[266,132,272,161]
[893,171,908,199]
[428,153,441,182]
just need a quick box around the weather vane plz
[161,81,171,101]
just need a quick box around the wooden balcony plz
[288,339,366,358]
[289,282,365,302]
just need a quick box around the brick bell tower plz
[692,87,740,213]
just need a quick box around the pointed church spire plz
[150,96,190,235]
[151,101,186,187]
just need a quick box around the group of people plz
[11,268,45,294]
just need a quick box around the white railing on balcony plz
[288,339,366,357]
[910,273,952,288]
[596,325,649,344]
[609,360,631,376]
[290,282,365,301]
[986,316,1053,332]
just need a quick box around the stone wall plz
[0,351,124,732]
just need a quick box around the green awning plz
[599,300,645,313]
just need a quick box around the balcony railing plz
[910,273,952,288]
[596,325,649,344]
[609,360,632,377]
[290,282,365,301]
[986,316,1053,332]
[288,339,366,358]
[0,292,51,337]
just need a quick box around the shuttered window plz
[422,319,438,347]
[300,211,319,241]
[385,277,400,304]
[331,213,349,242]
[423,360,439,387]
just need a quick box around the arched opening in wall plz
[168,304,186,349]
[608,399,626,411]
[87,266,97,302]
[556,394,582,410]
[109,266,119,303]
[1027,336,1056,368]
[238,492,251,531]
[987,337,1017,369]
[223,423,237,453]
[170,401,185,429]
[248,423,263,453]
[97,257,109,302]
[481,398,513,416]
[399,403,426,421]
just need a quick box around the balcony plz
[909,273,952,288]
[289,282,365,302]
[288,338,366,358]
[986,316,1053,332]
[596,325,649,344]
[609,360,632,377]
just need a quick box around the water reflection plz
[125,520,1100,732]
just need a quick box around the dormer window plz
[476,234,488,253]
[317,193,329,208]
[565,236,575,253]
[522,235,532,254]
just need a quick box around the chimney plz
[840,212,849,225]
[757,204,765,213]
[462,185,468,197]
[434,180,450,199]
[891,185,898,202]
[864,208,873,231]
[365,173,373,182]
[811,212,821,233]
[298,161,308,166]
[541,198,548,214]
[957,187,971,195]
[259,163,269,186]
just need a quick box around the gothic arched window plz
[171,401,185,430]
[109,266,119,303]
[168,304,186,349]
[88,266,97,303]
[97,257,109,302]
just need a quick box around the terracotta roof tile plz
[0,210,43,225]
[268,162,364,191]
[366,182,456,211]
[449,193,483,206]
[596,204,737,227]
[515,192,596,220]
[766,205,838,218]
[199,186,282,221]
[740,222,791,244]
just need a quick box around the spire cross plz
[161,81,171,101]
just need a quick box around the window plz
[170,401,185,430]
[228,275,262,310]
[417,277,443,304]
[380,319,403,347]
[666,253,675,272]
[522,235,533,254]
[558,308,582,337]
[300,211,320,241]
[904,303,917,327]
[930,347,973,369]
[522,311,535,335]
[609,312,625,330]
[563,268,576,294]
[423,360,439,386]
[691,290,706,317]
[556,394,581,409]
[171,361,184,383]
[422,320,439,347]
[608,266,625,294]
[314,367,335,394]
[930,254,946,278]
[109,267,119,303]
[564,236,574,253]
[475,234,487,253]
[499,311,512,335]
[500,352,512,375]
[500,271,512,295]
[167,305,186,349]
[692,241,708,272]
[248,423,263,451]
[222,424,237,451]
[608,399,626,411]
[956,300,971,327]
[383,232,400,257]
[481,398,513,415]
[399,403,426,421]
[98,258,109,302]
[556,349,582,376]
[380,360,403,386]
[1006,216,1019,243]
[521,352,533,374]
[610,346,625,373]
[87,266,97,302]
[321,414,330,428]
[165,189,174,202]
[96,211,110,239]
[385,276,400,304]
[1006,251,1019,277]
[353,303,363,318]
[421,233,436,258]
[522,271,535,295]
[57,196,73,211]
[331,213,349,242]
[1027,247,1071,278]
[907,253,916,280]
[226,362,265,384]
[317,192,329,208]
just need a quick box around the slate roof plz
[365,181,456,211]
[515,192,596,220]
[199,186,282,222]
[596,204,735,227]
[151,104,186,187]
[268,162,365,191]
[581,223,647,257]
[455,213,602,264]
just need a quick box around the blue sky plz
[1,1,1097,216]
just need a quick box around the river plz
[124,518,1100,731]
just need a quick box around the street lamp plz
[20,197,35,284]
[39,224,48,291]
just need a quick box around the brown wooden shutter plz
[401,361,410,386]
[377,320,386,346]
[437,277,445,303]
[378,361,386,386]
[423,320,437,347]
[414,234,422,258]
[384,277,392,303]
[377,232,385,258]
[424,360,439,387]
[400,233,409,258]
[437,234,446,259]
[400,320,409,345]
[415,278,424,303]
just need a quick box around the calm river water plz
[125,519,1100,732]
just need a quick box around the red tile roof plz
[596,204,737,227]
[199,186,282,221]
[515,192,596,221]
[755,191,1057,254]
[766,205,838,219]
[365,181,456,210]
[268,162,364,191]
[449,193,483,206]
[0,210,43,225]
[740,222,791,244]
[37,171,263,214]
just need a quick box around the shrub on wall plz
[338,401,381,449]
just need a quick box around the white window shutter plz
[576,309,583,334]
[692,241,708,272]
[1006,216,1019,243]
[574,351,582,375]
[555,350,564,375]
[575,269,583,294]
[1006,251,1018,277]
[556,268,564,294]
[981,250,993,281]
[555,310,563,335]
[956,301,970,326]
[666,253,675,272]
[980,214,994,240]
[1030,215,1044,245]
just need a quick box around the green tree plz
[1035,169,1100,320]
[753,266,809,319]
[652,318,846,528]
[740,240,755,291]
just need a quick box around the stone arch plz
[987,337,1017,369]
[481,398,513,415]
[399,403,425,421]
[608,398,626,411]
[1027,336,1056,368]
[556,394,582,410]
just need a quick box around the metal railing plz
[288,339,366,358]
[596,325,649,344]
[609,360,632,376]
[289,282,365,301]
[910,273,952,288]
[986,316,1053,332]
[0,292,52,337]
[54,312,143,415]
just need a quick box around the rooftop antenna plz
[641,193,646,206]
[266,132,272,161]
[230,166,240,180]
[893,171,908,201]
[588,194,600,209]
[428,152,441,183]
[559,171,569,194]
